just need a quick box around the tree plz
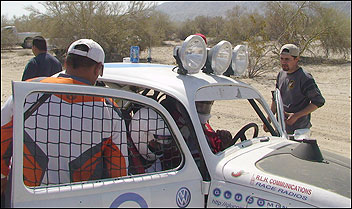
[208,16,225,40]
[222,6,245,44]
[24,1,163,62]
[1,15,16,49]
[243,12,275,78]
[264,1,351,58]
[176,19,198,40]
[312,5,351,58]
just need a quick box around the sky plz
[1,1,47,19]
[1,1,165,19]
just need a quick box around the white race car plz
[6,35,350,207]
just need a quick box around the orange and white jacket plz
[1,74,128,187]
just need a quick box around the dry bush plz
[1,16,17,49]
[1,29,17,49]
[23,1,174,62]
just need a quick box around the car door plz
[8,81,204,207]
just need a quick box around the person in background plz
[264,44,325,135]
[21,36,62,81]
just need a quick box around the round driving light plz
[208,41,232,75]
[179,35,207,74]
[232,45,249,76]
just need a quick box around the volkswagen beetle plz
[6,35,350,207]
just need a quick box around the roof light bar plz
[207,41,233,75]
[232,45,248,76]
[174,35,207,75]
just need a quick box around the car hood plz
[222,140,351,199]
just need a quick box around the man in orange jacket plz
[1,39,128,196]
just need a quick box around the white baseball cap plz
[280,44,300,57]
[67,39,105,63]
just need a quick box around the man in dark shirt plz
[21,36,62,81]
[264,44,325,134]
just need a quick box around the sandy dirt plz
[1,45,351,158]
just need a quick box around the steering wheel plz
[231,123,259,145]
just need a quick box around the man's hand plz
[285,112,299,126]
[217,130,232,150]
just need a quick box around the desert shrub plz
[207,16,226,40]
[243,12,277,78]
[23,1,174,62]
[5,1,351,72]
[176,19,198,40]
[264,1,351,59]
[312,5,351,58]
[230,1,350,77]
[1,27,17,49]
[1,16,16,49]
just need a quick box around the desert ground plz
[1,44,351,158]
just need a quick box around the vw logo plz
[176,187,191,208]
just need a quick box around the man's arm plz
[285,103,318,126]
[285,74,325,126]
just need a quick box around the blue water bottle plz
[130,46,140,63]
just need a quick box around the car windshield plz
[197,98,274,153]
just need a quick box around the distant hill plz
[155,1,264,22]
[322,1,351,15]
[155,1,351,22]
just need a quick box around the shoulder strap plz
[24,77,52,121]
[24,93,51,121]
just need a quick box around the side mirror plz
[291,128,311,140]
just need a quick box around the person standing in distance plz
[264,44,325,135]
[21,36,62,81]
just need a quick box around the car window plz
[199,98,273,153]
[22,91,182,188]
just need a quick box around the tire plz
[22,37,33,49]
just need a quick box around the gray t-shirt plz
[276,67,325,134]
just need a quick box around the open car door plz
[7,81,204,207]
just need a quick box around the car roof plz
[99,63,255,105]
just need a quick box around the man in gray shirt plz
[265,44,325,134]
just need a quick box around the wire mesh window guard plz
[22,92,182,188]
